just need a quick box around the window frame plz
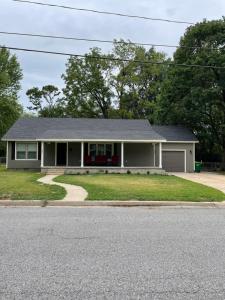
[15,142,38,161]
[88,143,114,157]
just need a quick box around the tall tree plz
[112,42,166,121]
[62,48,114,118]
[27,85,65,117]
[157,19,225,163]
[0,48,22,155]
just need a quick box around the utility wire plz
[12,0,194,25]
[1,45,224,69]
[0,30,219,51]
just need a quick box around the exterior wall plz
[162,143,195,172]
[44,142,55,166]
[68,142,81,166]
[124,143,154,167]
[7,141,41,169]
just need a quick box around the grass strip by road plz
[0,165,66,200]
[55,174,225,202]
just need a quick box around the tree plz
[62,43,166,120]
[27,85,65,117]
[112,42,166,121]
[62,48,114,118]
[156,19,225,164]
[0,48,22,155]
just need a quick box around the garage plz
[162,150,185,172]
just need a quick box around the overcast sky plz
[1,0,225,108]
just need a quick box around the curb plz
[0,200,225,208]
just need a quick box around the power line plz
[0,31,219,51]
[12,0,194,25]
[1,45,224,70]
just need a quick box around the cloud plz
[1,0,224,107]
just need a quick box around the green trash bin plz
[195,162,202,173]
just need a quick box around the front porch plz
[41,141,164,173]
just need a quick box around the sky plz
[1,0,225,108]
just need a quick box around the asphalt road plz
[1,207,225,300]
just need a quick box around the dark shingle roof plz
[152,125,198,142]
[2,118,165,141]
[2,118,198,142]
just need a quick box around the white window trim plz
[15,142,38,161]
[88,143,114,156]
[162,149,187,173]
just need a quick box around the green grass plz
[55,174,225,202]
[0,165,66,200]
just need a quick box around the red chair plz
[95,155,107,165]
[84,155,92,166]
[111,155,119,166]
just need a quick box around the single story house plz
[2,118,198,173]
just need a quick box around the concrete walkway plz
[38,175,88,201]
[171,172,225,194]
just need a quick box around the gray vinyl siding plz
[162,143,194,172]
[7,141,41,169]
[68,142,81,166]
[124,143,154,167]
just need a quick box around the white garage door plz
[162,151,185,172]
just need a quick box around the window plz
[106,144,112,158]
[16,143,38,160]
[98,144,105,156]
[16,143,26,159]
[88,143,114,157]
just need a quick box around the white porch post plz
[81,142,84,168]
[153,143,156,167]
[159,142,162,169]
[66,142,69,166]
[193,143,196,172]
[41,142,44,168]
[55,142,57,166]
[6,141,8,169]
[121,142,124,168]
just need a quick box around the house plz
[1,118,198,173]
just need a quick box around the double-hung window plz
[16,143,38,160]
[88,143,114,158]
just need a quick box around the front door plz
[57,143,67,166]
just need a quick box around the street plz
[1,207,225,299]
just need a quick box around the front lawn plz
[55,174,225,202]
[0,165,66,200]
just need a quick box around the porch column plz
[55,142,57,166]
[66,142,69,166]
[41,142,44,168]
[81,142,84,168]
[193,143,196,172]
[153,143,156,167]
[121,142,124,168]
[6,141,8,169]
[159,142,162,169]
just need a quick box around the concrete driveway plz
[172,172,225,194]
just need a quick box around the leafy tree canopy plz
[156,18,225,162]
[27,85,65,117]
[0,48,22,155]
